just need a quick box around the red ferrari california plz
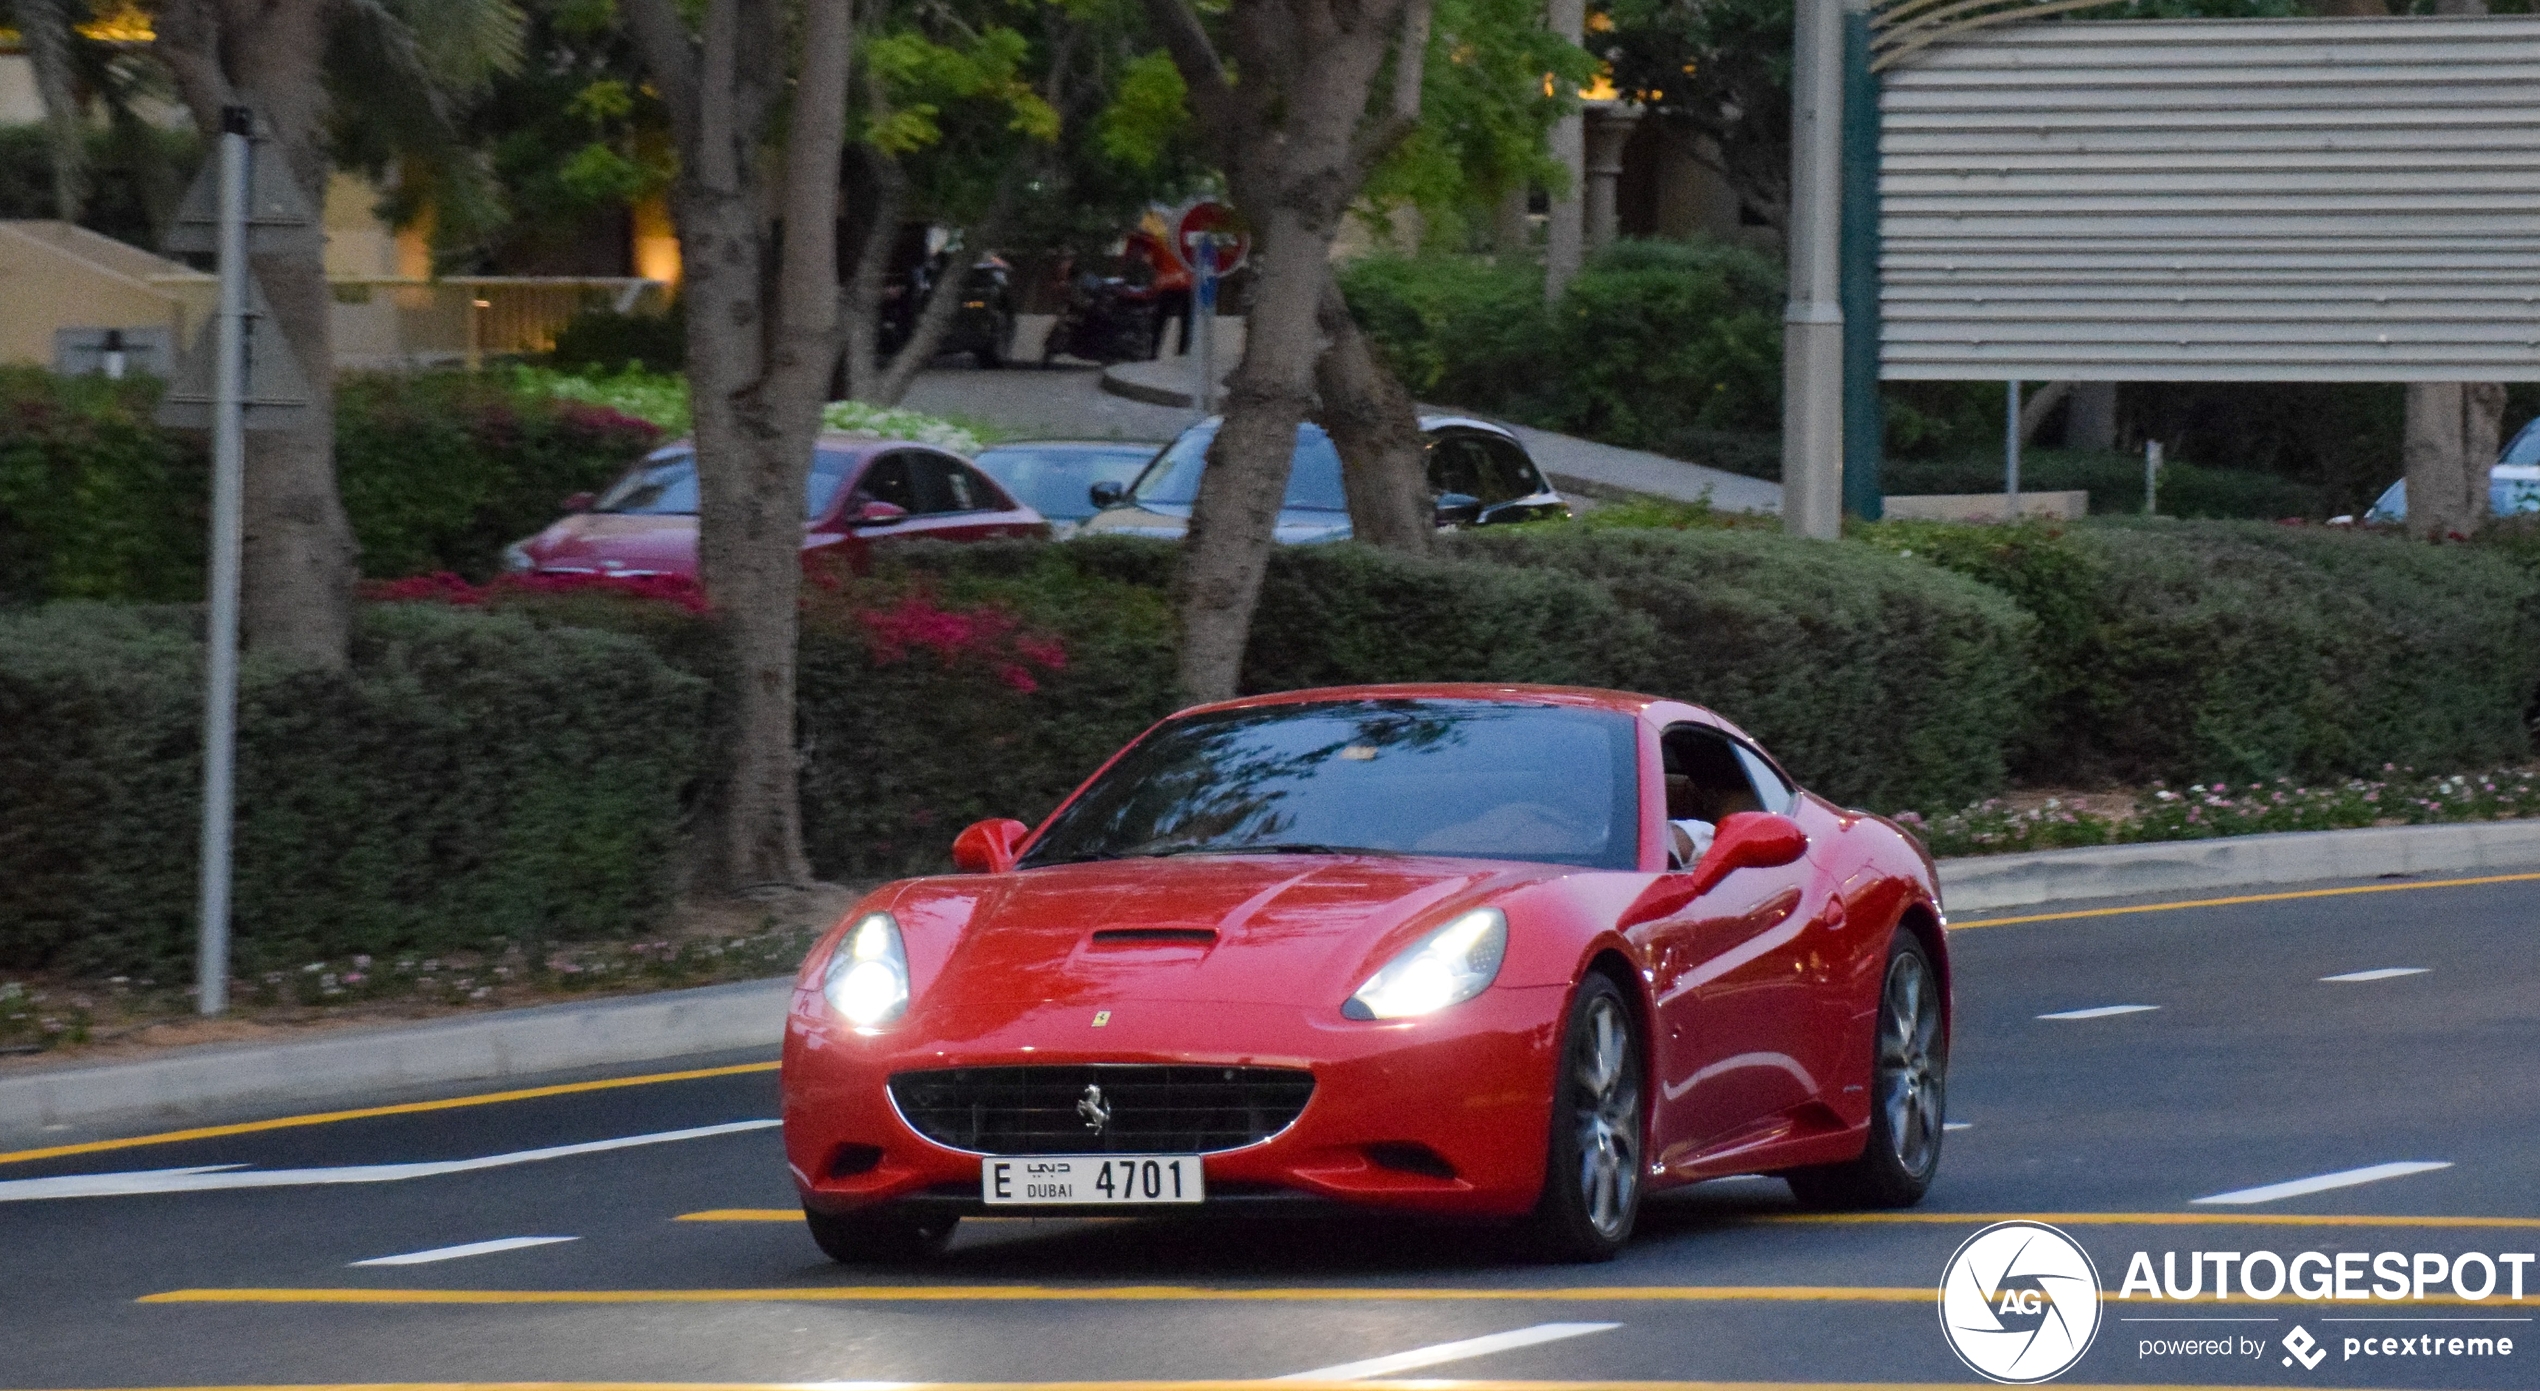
[780,685,1948,1262]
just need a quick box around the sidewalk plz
[1099,355,1782,513]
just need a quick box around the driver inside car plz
[1666,729,1765,870]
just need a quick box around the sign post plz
[158,107,314,1017]
[1174,201,1249,422]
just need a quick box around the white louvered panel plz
[1878,16,2540,380]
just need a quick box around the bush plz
[1446,526,2036,811]
[1881,448,2322,520]
[549,305,686,374]
[0,368,660,601]
[1862,518,2540,785]
[0,602,705,975]
[1335,252,1551,410]
[0,366,207,603]
[336,372,662,579]
[1533,238,1786,448]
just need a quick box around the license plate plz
[981,1155,1204,1205]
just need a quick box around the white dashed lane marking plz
[351,1236,579,1267]
[2322,967,2430,983]
[2193,1161,2455,1206]
[2037,1004,2160,1020]
[1275,1322,1620,1381]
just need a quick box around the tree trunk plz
[839,159,905,402]
[20,0,87,223]
[2403,381,2503,541]
[869,163,1028,406]
[156,0,358,670]
[1314,276,1431,554]
[628,0,852,891]
[2067,381,2118,452]
[1144,0,1433,701]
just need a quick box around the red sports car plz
[780,685,1949,1262]
[503,434,1047,579]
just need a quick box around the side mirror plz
[1617,811,1809,928]
[1088,480,1126,509]
[951,817,1030,874]
[851,499,910,527]
[562,491,596,513]
[1434,492,1483,528]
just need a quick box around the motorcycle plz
[1041,272,1161,366]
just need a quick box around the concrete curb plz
[1938,818,2540,915]
[0,976,792,1143]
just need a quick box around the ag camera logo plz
[1939,1221,2104,1383]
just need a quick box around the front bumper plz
[781,986,1567,1219]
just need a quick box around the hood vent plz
[1088,927,1218,946]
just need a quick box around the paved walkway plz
[899,356,1783,514]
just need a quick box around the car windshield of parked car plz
[1020,699,1642,870]
[975,444,1156,521]
[1127,421,1352,511]
[594,450,854,519]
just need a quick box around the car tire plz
[803,1205,958,1265]
[1784,929,1946,1210]
[1526,972,1645,1262]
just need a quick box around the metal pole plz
[2004,380,2022,521]
[1782,0,1846,539]
[2145,439,2163,516]
[197,106,251,1017]
[1192,238,1217,422]
[1838,0,1884,522]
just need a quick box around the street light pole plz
[1783,0,1847,540]
[196,106,251,1017]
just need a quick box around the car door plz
[898,449,1040,541]
[1638,723,1828,1171]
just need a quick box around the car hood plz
[1075,503,1353,546]
[521,512,703,576]
[889,855,1565,1019]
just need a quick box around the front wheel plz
[1526,973,1645,1262]
[1785,929,1945,1209]
[803,1205,957,1265]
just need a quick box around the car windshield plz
[594,450,854,519]
[1127,421,1352,511]
[974,444,1158,521]
[1019,698,1642,871]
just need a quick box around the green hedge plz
[0,603,704,975]
[0,366,660,603]
[1862,518,2540,787]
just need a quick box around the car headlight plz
[501,542,533,573]
[1344,908,1506,1020]
[823,912,909,1027]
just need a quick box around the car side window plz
[1732,743,1797,815]
[1480,435,1548,502]
[1661,724,1770,868]
[855,452,921,513]
[908,451,986,513]
[1426,434,1491,500]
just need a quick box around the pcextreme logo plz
[1938,1221,2105,1383]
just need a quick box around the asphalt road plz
[5,871,2535,1390]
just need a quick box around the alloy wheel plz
[1876,950,1943,1178]
[1571,993,1643,1238]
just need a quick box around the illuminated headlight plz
[823,912,909,1027]
[1344,908,1506,1020]
[501,542,533,574]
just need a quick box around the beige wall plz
[0,221,207,365]
[0,55,43,126]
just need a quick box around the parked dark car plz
[970,440,1163,536]
[1075,415,1570,544]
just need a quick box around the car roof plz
[1178,415,1523,443]
[978,439,1165,451]
[1175,682,1666,720]
[653,434,963,458]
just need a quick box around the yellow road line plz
[134,1285,2537,1308]
[141,1286,1930,1306]
[671,1207,2540,1230]
[1948,870,2540,930]
[0,1383,2361,1391]
[1752,1211,2540,1230]
[0,1061,779,1168]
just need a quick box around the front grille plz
[889,1064,1315,1155]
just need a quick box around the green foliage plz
[0,121,201,250]
[1094,52,1190,173]
[548,305,687,374]
[1881,448,2322,520]
[0,368,660,601]
[334,372,663,579]
[1534,238,1786,444]
[1361,0,1593,246]
[0,366,207,603]
[0,602,704,975]
[1860,518,2540,786]
[1334,251,1550,406]
[510,363,691,432]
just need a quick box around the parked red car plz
[504,435,1048,578]
[780,684,1949,1264]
